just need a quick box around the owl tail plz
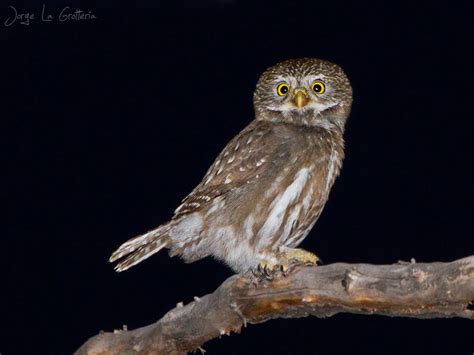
[109,223,173,272]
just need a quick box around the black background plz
[2,1,473,354]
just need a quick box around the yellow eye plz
[311,81,326,94]
[276,83,290,96]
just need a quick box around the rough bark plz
[76,256,474,355]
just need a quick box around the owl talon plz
[263,265,271,279]
[251,260,286,281]
[250,249,319,282]
[280,264,290,277]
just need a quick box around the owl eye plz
[311,81,326,94]
[276,83,290,96]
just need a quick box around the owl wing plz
[173,120,278,218]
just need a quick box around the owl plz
[110,58,353,274]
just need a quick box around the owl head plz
[253,58,353,128]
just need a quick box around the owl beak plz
[293,89,309,109]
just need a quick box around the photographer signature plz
[4,4,97,27]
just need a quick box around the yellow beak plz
[293,89,309,108]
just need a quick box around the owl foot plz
[250,259,289,282]
[279,247,320,266]
[248,249,319,284]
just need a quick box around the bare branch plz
[76,256,474,355]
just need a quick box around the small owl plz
[110,58,353,273]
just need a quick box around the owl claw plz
[263,265,271,278]
[255,263,270,279]
[280,263,290,277]
[249,259,291,283]
[250,261,275,282]
[249,249,321,284]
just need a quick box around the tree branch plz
[76,256,474,354]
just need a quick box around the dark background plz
[2,1,473,354]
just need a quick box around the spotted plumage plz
[110,58,353,273]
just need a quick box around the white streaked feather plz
[257,168,309,248]
[278,205,301,244]
[302,187,314,212]
[243,214,254,239]
[325,148,339,191]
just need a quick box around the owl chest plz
[294,133,341,195]
[292,152,337,219]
